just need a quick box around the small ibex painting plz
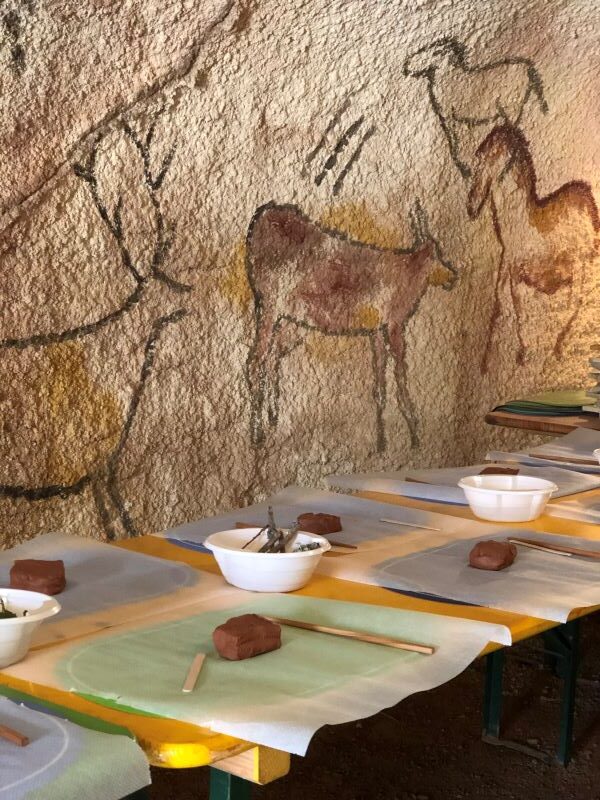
[245,202,458,452]
[467,124,600,373]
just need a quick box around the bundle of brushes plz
[241,507,320,553]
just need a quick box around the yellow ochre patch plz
[353,304,381,329]
[220,240,253,313]
[319,201,403,249]
[427,265,453,286]
[38,341,122,485]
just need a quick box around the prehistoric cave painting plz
[466,124,600,374]
[304,99,376,195]
[404,37,548,178]
[2,0,36,75]
[0,109,191,539]
[245,201,458,452]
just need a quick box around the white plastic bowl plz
[204,528,331,592]
[458,475,558,522]
[0,589,61,668]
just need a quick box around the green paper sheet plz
[48,594,505,755]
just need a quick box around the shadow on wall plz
[0,109,191,540]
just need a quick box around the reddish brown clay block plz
[10,559,66,595]
[479,466,520,476]
[213,614,281,660]
[469,541,517,571]
[297,512,342,535]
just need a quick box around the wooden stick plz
[380,517,441,533]
[509,537,600,560]
[182,652,206,693]
[527,452,599,467]
[0,723,29,747]
[264,616,435,655]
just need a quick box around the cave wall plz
[1,0,598,544]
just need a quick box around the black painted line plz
[315,116,364,186]
[305,97,351,167]
[332,125,376,195]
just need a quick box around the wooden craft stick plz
[509,537,600,560]
[182,652,206,693]
[527,453,599,467]
[264,616,435,655]
[380,517,441,533]
[0,723,29,747]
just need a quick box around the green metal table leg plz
[553,619,580,766]
[482,619,581,765]
[210,768,252,800]
[482,648,504,739]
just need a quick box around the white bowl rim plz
[0,588,61,625]
[204,528,331,557]
[458,476,558,495]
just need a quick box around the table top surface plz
[2,489,600,770]
[485,410,600,435]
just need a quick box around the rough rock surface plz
[0,1,598,545]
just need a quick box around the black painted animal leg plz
[91,468,131,541]
[246,308,275,446]
[481,258,507,375]
[554,306,579,359]
[99,309,187,539]
[507,273,527,366]
[265,318,306,427]
[370,328,388,452]
[389,325,419,449]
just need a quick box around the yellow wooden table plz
[2,490,600,797]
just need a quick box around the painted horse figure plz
[245,201,458,451]
[467,124,600,373]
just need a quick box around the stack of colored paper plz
[494,389,589,417]
[584,356,600,415]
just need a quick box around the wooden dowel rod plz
[509,537,600,560]
[264,616,435,655]
[0,723,29,746]
[527,453,599,466]
[380,518,441,533]
[182,652,205,693]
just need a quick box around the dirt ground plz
[151,615,600,800]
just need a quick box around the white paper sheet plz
[159,486,513,643]
[4,595,509,756]
[529,427,600,460]
[0,697,150,800]
[0,533,197,618]
[370,531,600,624]
[487,450,600,474]
[0,532,226,646]
[327,465,600,501]
[161,485,492,546]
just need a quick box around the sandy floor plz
[151,615,600,800]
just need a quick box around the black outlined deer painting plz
[0,109,191,539]
[404,37,548,178]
